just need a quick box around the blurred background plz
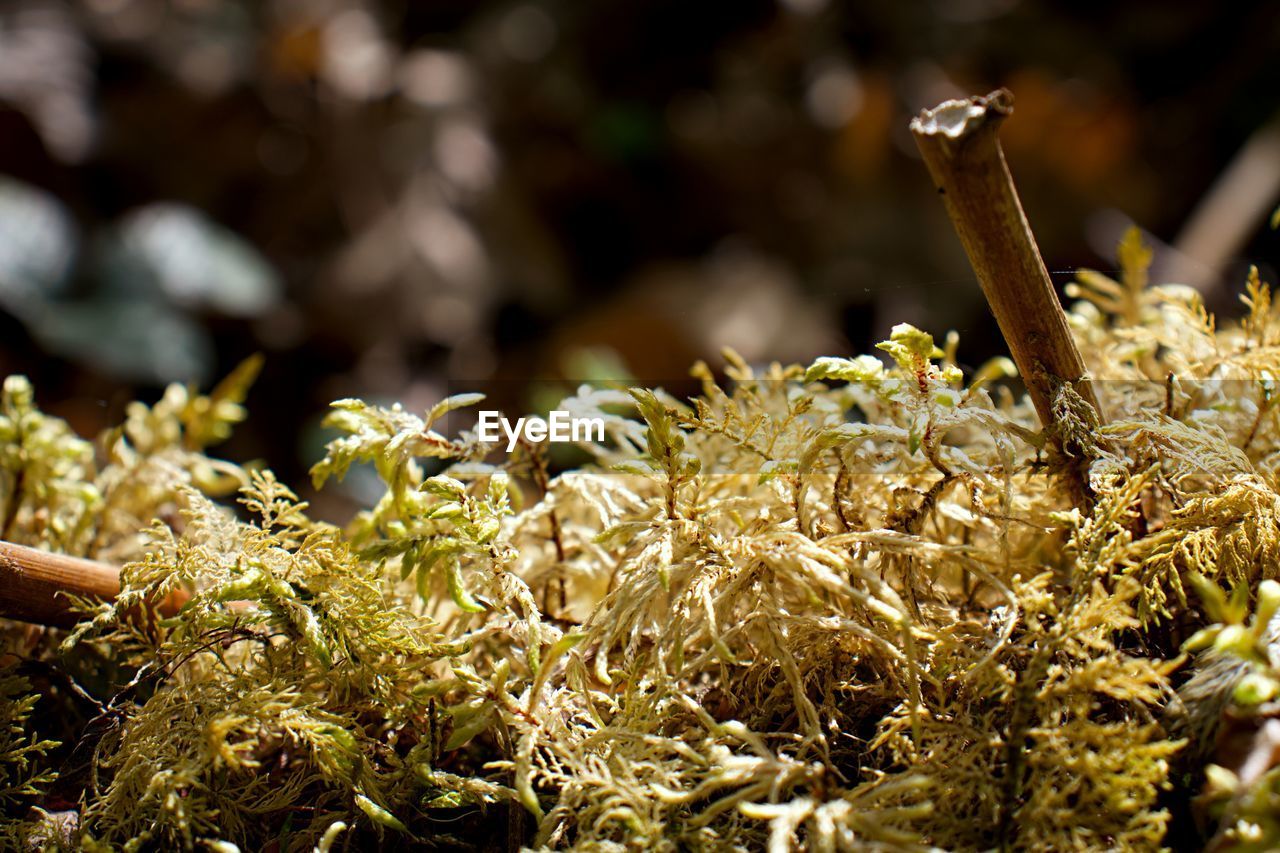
[1,0,1278,511]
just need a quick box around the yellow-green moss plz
[7,232,1280,850]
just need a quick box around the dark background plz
[1,0,1278,514]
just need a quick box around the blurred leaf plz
[28,299,214,384]
[104,204,281,317]
[0,177,77,311]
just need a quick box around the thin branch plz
[910,89,1105,431]
[0,539,183,628]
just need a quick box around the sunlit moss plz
[8,232,1280,849]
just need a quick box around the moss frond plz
[12,234,1280,849]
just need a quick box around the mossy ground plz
[5,231,1280,850]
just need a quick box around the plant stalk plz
[0,540,121,627]
[0,539,184,627]
[910,89,1105,430]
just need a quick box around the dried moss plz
[7,231,1280,849]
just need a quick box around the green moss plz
[8,233,1280,849]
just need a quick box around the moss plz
[6,232,1280,849]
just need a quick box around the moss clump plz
[6,231,1280,850]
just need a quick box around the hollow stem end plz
[910,88,1013,141]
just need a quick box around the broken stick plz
[910,89,1104,430]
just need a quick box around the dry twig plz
[910,89,1104,430]
[0,540,183,627]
